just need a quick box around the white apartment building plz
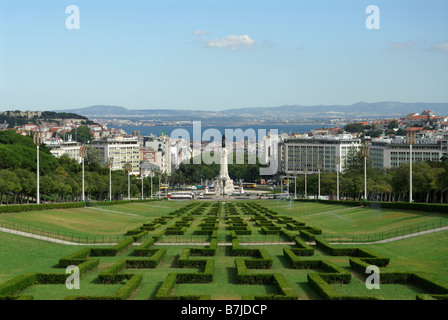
[48,141,82,162]
[281,134,362,175]
[369,137,443,169]
[91,137,140,174]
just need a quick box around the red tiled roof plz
[406,127,423,131]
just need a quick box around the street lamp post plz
[33,132,43,205]
[108,157,113,202]
[127,170,131,201]
[149,171,154,199]
[317,163,323,200]
[140,168,144,201]
[293,171,297,199]
[361,144,369,202]
[335,156,340,201]
[407,132,416,203]
[158,144,164,199]
[79,146,87,202]
[159,173,161,200]
[304,167,308,199]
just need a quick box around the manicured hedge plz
[0,202,86,214]
[130,230,148,242]
[132,238,156,256]
[0,273,36,296]
[307,273,379,300]
[90,238,134,257]
[59,248,91,268]
[294,198,448,214]
[0,295,34,300]
[0,198,163,214]
[155,259,214,300]
[65,274,143,300]
[126,249,166,268]
[98,260,130,284]
[235,259,298,300]
[316,238,390,266]
[261,226,282,235]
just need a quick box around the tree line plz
[1,130,447,204]
[288,150,448,204]
[0,130,160,205]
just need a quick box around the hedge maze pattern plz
[1,201,448,300]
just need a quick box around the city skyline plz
[0,0,447,111]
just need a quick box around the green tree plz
[70,125,93,144]
[0,169,22,204]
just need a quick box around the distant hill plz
[54,101,448,121]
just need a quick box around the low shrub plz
[90,238,134,257]
[0,273,36,296]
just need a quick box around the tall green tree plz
[70,125,94,144]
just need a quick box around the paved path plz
[87,206,140,217]
[329,226,448,245]
[2,225,448,247]
[0,227,117,246]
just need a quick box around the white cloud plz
[387,41,415,50]
[205,34,255,51]
[193,30,209,36]
[432,42,448,52]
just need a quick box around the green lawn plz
[0,200,190,238]
[258,199,448,235]
[1,200,447,300]
[0,231,83,284]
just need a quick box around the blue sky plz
[0,0,447,111]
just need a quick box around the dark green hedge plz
[0,273,36,296]
[294,199,448,214]
[59,248,91,268]
[132,238,156,256]
[90,238,134,257]
[0,202,86,214]
[65,274,143,300]
[126,249,166,268]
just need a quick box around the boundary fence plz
[0,221,127,244]
[316,219,448,244]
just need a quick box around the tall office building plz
[91,137,140,174]
[369,136,443,169]
[281,134,362,174]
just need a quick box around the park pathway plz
[2,225,448,247]
[0,226,117,246]
[328,225,448,245]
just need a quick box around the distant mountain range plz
[54,102,448,122]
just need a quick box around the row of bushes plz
[155,259,215,299]
[350,257,448,295]
[59,248,91,268]
[261,226,282,235]
[126,249,167,269]
[90,238,134,257]
[234,258,297,300]
[0,198,164,214]
[0,202,86,214]
[314,238,390,266]
[299,226,323,241]
[307,273,378,300]
[281,230,314,256]
[0,258,100,299]
[65,274,143,300]
[294,198,448,214]
[132,237,156,256]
